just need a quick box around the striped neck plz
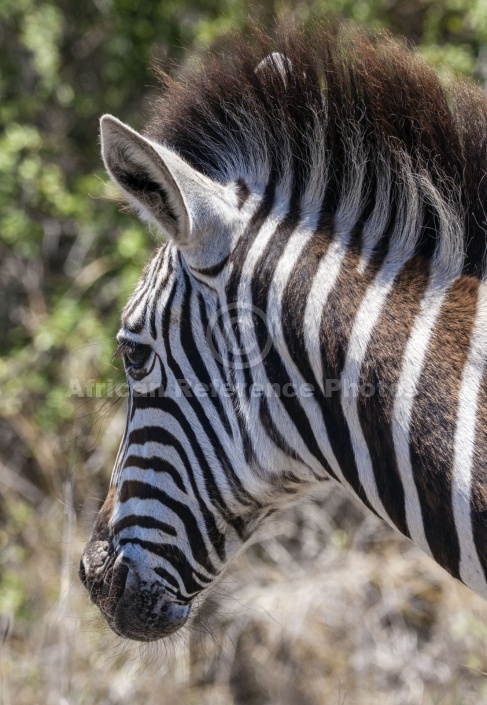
[207,187,487,598]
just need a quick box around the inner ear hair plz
[101,115,190,242]
[109,146,179,230]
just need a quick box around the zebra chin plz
[80,548,192,642]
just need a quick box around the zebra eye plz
[122,343,152,371]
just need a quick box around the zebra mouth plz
[80,548,192,641]
[110,554,192,641]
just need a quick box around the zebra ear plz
[100,115,231,250]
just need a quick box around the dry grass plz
[1,405,487,705]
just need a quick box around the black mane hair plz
[145,23,487,278]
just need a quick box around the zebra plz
[80,25,487,642]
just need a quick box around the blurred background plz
[2,1,487,703]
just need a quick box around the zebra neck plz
[249,218,487,597]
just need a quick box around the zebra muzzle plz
[110,555,192,641]
[80,545,191,641]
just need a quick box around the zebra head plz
[79,112,301,641]
[80,28,487,640]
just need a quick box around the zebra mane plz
[145,24,487,278]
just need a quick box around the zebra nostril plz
[79,557,88,588]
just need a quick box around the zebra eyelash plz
[113,341,135,360]
[113,340,152,366]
